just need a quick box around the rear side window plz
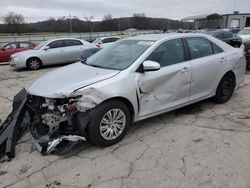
[212,43,223,54]
[19,43,32,48]
[48,40,64,49]
[101,38,112,43]
[64,40,83,47]
[186,37,213,59]
[109,38,120,42]
[224,32,233,39]
[147,39,186,67]
[215,33,224,39]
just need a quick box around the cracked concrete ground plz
[0,64,250,188]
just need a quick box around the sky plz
[0,0,250,22]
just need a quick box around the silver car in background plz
[25,33,245,153]
[9,38,93,70]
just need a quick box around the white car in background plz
[92,36,121,48]
[237,27,250,42]
[9,38,93,70]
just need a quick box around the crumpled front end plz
[0,89,95,161]
[26,94,89,155]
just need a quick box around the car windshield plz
[33,41,47,50]
[86,39,154,70]
[238,29,250,35]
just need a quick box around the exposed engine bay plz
[0,89,90,161]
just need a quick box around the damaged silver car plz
[0,33,246,159]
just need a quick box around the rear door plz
[63,39,84,62]
[41,40,65,65]
[185,37,226,102]
[138,38,192,117]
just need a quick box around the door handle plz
[180,67,190,73]
[220,58,226,63]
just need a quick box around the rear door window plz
[186,37,214,59]
[19,42,32,48]
[64,40,83,47]
[211,43,224,54]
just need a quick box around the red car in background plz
[0,41,36,63]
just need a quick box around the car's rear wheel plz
[213,72,235,104]
[27,58,42,70]
[88,100,131,146]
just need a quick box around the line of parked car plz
[0,36,121,70]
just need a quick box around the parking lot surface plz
[0,64,250,188]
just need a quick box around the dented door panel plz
[138,62,192,117]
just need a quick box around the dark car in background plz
[206,30,242,48]
[0,41,36,63]
[242,41,250,67]
[223,28,241,36]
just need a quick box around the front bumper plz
[9,57,26,69]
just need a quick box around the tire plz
[213,72,235,104]
[27,58,42,70]
[88,100,131,147]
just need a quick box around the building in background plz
[183,12,250,29]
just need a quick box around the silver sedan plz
[9,38,94,70]
[26,33,246,152]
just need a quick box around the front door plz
[41,40,66,65]
[138,38,192,118]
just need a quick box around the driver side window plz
[47,40,64,49]
[146,39,186,67]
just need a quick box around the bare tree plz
[132,13,146,17]
[103,14,113,21]
[3,12,25,34]
[4,12,25,24]
[83,15,94,34]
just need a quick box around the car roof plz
[99,36,121,40]
[125,33,213,41]
[46,38,82,42]
[6,41,35,44]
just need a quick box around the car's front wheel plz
[88,100,131,146]
[27,58,42,70]
[213,72,235,104]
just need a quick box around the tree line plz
[0,12,194,34]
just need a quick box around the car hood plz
[26,62,120,98]
[11,49,39,57]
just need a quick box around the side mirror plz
[44,46,50,50]
[143,60,161,72]
[1,48,6,51]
